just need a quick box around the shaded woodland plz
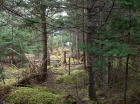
[0,0,140,104]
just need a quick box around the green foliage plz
[115,0,140,9]
[0,25,35,59]
[6,87,63,104]
[79,39,135,56]
[95,40,136,56]
[96,1,140,58]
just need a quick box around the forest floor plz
[0,51,92,104]
[1,50,140,104]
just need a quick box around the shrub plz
[6,87,63,104]
[56,70,88,87]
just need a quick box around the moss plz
[56,70,88,87]
[34,86,58,94]
[49,67,65,75]
[6,87,63,104]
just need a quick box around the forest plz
[0,0,140,104]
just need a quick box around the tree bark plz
[68,57,71,75]
[124,5,131,104]
[86,0,97,100]
[63,51,67,64]
[40,1,48,81]
[124,56,129,104]
[82,0,86,70]
[108,57,112,89]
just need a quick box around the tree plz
[86,0,97,100]
[39,0,48,81]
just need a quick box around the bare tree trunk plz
[76,30,80,63]
[63,51,67,64]
[124,5,131,104]
[40,1,48,81]
[82,0,86,70]
[68,57,71,75]
[87,2,97,99]
[11,26,15,65]
[108,57,112,89]
[47,51,50,66]
[87,55,97,100]
[124,56,129,104]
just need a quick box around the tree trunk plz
[40,1,48,81]
[124,4,131,104]
[108,57,112,89]
[63,51,67,64]
[82,0,86,70]
[47,50,50,66]
[124,56,129,104]
[86,0,97,99]
[68,57,71,75]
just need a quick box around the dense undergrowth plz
[1,68,95,104]
[0,64,140,104]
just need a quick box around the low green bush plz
[56,70,88,87]
[6,87,63,104]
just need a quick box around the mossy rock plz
[6,87,63,104]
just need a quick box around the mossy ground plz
[5,87,63,104]
[2,68,93,104]
[1,51,140,104]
